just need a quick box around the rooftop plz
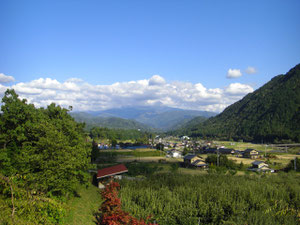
[97,164,128,179]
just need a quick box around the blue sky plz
[0,0,299,112]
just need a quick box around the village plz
[94,135,300,188]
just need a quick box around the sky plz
[0,0,299,112]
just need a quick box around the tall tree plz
[0,89,91,196]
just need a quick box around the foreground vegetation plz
[0,89,91,224]
[119,173,300,225]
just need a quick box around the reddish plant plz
[97,180,156,225]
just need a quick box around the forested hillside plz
[0,89,91,224]
[71,112,153,131]
[181,64,300,142]
[72,106,216,131]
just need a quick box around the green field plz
[119,172,300,225]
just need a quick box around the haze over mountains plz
[177,64,300,142]
[71,106,217,131]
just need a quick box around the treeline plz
[90,126,152,143]
[119,173,300,224]
[0,89,91,224]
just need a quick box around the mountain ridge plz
[71,106,217,131]
[179,64,300,142]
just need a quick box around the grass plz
[63,184,103,225]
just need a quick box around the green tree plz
[0,89,90,196]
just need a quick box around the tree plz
[0,89,91,196]
[97,180,156,225]
[156,143,164,151]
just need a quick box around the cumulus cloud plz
[148,75,166,86]
[245,66,257,74]
[0,73,15,83]
[226,69,242,79]
[225,83,254,95]
[0,75,254,113]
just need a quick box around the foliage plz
[0,173,65,224]
[155,143,164,150]
[90,126,151,143]
[177,64,300,143]
[285,157,300,172]
[119,173,300,224]
[170,163,179,173]
[205,154,238,170]
[0,89,91,223]
[96,180,156,225]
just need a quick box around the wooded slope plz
[182,64,300,142]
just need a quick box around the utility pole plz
[265,145,267,158]
[217,149,220,167]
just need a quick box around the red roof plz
[97,164,128,179]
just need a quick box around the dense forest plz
[0,89,91,224]
[176,64,300,143]
[119,173,300,225]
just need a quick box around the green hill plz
[70,112,153,131]
[96,106,216,130]
[182,64,300,143]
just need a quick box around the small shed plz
[97,164,128,188]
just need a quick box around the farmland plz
[119,172,300,224]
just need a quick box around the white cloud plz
[0,75,254,113]
[0,73,15,83]
[149,75,166,86]
[225,83,254,95]
[226,69,242,79]
[245,66,257,74]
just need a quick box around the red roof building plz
[97,164,128,179]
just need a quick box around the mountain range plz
[71,106,217,131]
[178,63,300,142]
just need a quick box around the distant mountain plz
[85,106,217,130]
[181,64,300,142]
[71,106,216,131]
[70,112,153,131]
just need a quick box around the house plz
[234,150,244,158]
[97,164,128,188]
[218,148,235,155]
[191,159,208,168]
[181,136,190,140]
[184,154,208,168]
[168,150,182,158]
[243,149,259,159]
[203,148,218,154]
[248,161,274,173]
